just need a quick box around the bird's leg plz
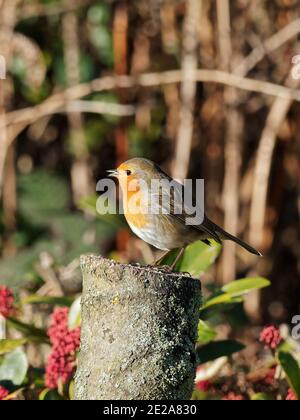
[154,250,171,266]
[170,247,185,271]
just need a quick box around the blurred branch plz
[249,78,298,250]
[217,0,240,283]
[216,0,232,71]
[6,101,135,122]
[1,0,20,256]
[35,254,64,297]
[235,16,300,257]
[113,2,130,255]
[2,144,17,256]
[62,10,92,202]
[113,1,129,168]
[5,70,300,135]
[172,0,202,181]
[245,18,300,250]
[0,0,19,199]
[235,18,300,77]
[65,100,135,116]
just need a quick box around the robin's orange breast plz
[122,187,149,230]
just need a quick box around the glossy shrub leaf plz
[201,277,271,311]
[0,349,28,385]
[179,241,222,276]
[196,340,245,364]
[39,388,64,401]
[7,317,49,344]
[251,393,274,401]
[197,320,217,344]
[0,339,27,356]
[22,295,73,307]
[68,296,81,329]
[69,380,75,400]
[222,278,271,297]
[277,351,300,400]
[162,241,221,277]
[201,294,243,310]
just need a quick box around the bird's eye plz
[125,170,132,176]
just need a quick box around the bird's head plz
[108,158,159,193]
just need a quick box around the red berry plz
[222,392,244,401]
[0,386,9,400]
[286,389,297,401]
[259,326,282,350]
[0,285,14,318]
[45,308,80,389]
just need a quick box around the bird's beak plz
[107,169,119,178]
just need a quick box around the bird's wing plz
[152,168,222,244]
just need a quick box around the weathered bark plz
[74,255,201,400]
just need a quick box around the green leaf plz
[162,241,222,277]
[0,349,28,385]
[196,340,245,364]
[251,393,274,401]
[0,339,27,356]
[7,317,49,344]
[201,293,243,310]
[222,277,271,297]
[200,277,271,311]
[69,380,75,401]
[22,295,73,307]
[197,320,217,344]
[68,296,81,329]
[277,351,300,400]
[39,388,64,401]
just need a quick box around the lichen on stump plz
[74,255,201,400]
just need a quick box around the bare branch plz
[4,69,300,134]
[235,18,300,77]
[66,100,135,116]
[249,87,295,249]
[0,0,20,198]
[217,0,241,283]
[172,0,202,181]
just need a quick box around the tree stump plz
[74,255,201,400]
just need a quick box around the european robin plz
[108,158,261,266]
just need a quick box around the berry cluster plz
[0,285,14,318]
[286,389,297,401]
[0,386,9,401]
[45,308,80,389]
[259,326,282,350]
[195,380,212,393]
[222,392,244,401]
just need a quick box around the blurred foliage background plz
[0,0,300,328]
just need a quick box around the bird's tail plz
[205,218,262,257]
